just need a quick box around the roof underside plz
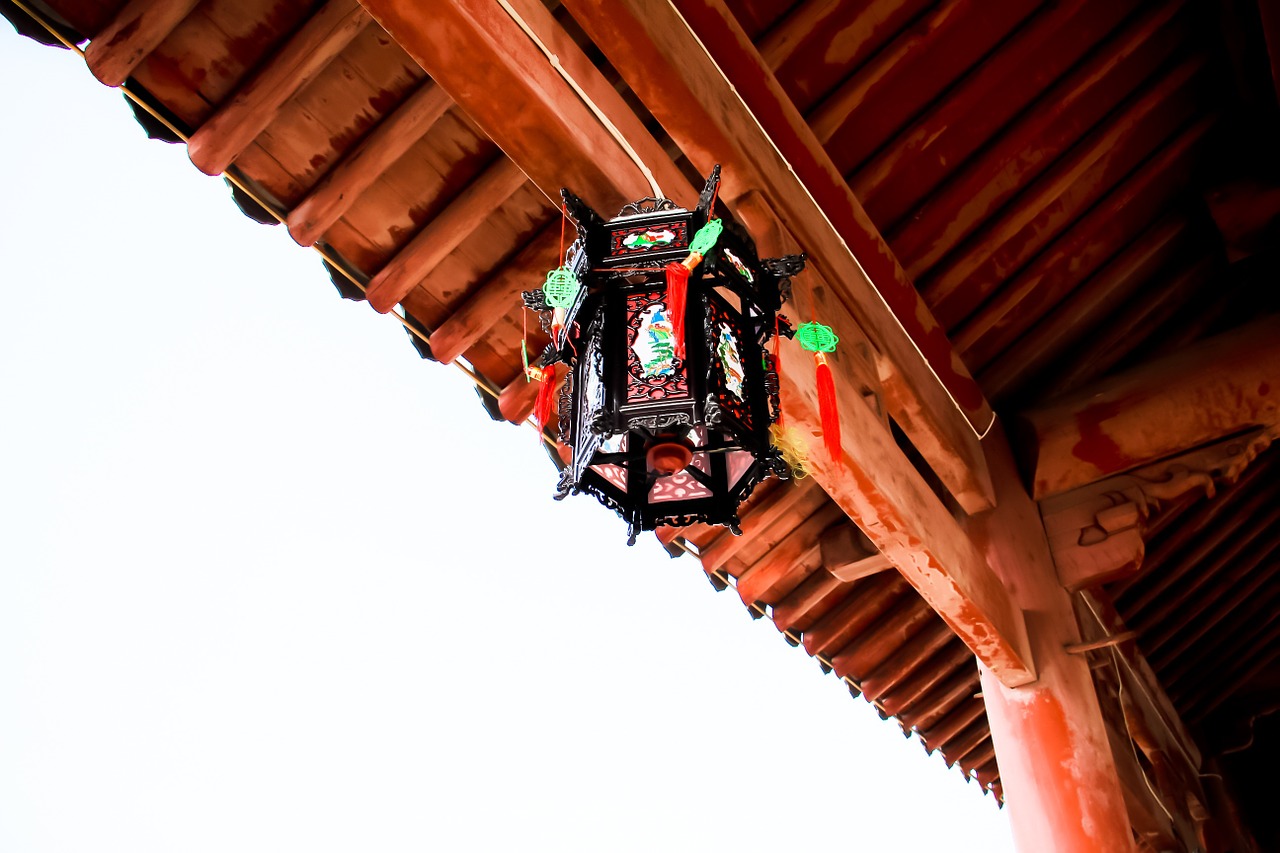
[8,0,1279,846]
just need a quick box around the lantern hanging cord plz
[671,1,996,441]
[496,0,663,199]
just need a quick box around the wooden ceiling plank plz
[1046,256,1214,399]
[364,156,530,313]
[286,80,454,246]
[429,222,558,365]
[928,54,1209,334]
[945,721,991,768]
[566,0,999,513]
[805,0,965,145]
[893,0,1185,285]
[851,0,1133,223]
[1143,523,1280,663]
[1134,494,1280,627]
[770,568,846,634]
[978,214,1192,402]
[560,1,1040,683]
[802,572,907,659]
[1023,316,1280,500]
[697,478,819,573]
[920,694,985,752]
[1112,457,1272,601]
[860,620,954,702]
[187,0,372,176]
[84,0,202,87]
[735,503,842,606]
[1187,639,1280,723]
[1152,556,1280,684]
[813,0,1042,176]
[830,596,940,681]
[758,0,927,115]
[953,102,1213,370]
[1163,577,1280,693]
[893,661,978,727]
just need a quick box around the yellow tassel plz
[769,423,810,479]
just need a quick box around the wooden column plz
[970,426,1136,853]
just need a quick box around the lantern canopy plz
[525,167,806,544]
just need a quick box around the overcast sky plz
[0,25,1014,853]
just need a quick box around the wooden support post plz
[187,0,372,176]
[286,81,454,246]
[971,425,1137,852]
[1023,315,1280,499]
[365,156,529,313]
[85,0,201,87]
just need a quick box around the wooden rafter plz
[84,0,200,87]
[187,0,372,176]
[364,156,530,314]
[286,80,454,247]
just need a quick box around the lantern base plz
[646,440,694,475]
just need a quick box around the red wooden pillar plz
[969,427,1136,853]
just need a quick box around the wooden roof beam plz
[1023,316,1280,499]
[187,0,372,176]
[84,0,200,87]
[561,0,1031,684]
[365,156,529,314]
[356,0,685,221]
[564,0,997,516]
[286,80,454,247]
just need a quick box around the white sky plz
[0,26,1014,853]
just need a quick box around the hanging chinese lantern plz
[524,167,807,544]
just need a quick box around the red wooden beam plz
[1022,316,1280,499]
[356,0,671,219]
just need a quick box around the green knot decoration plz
[795,321,838,353]
[689,218,723,256]
[542,266,580,309]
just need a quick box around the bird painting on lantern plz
[632,303,678,378]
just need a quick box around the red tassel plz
[815,353,840,462]
[534,365,557,435]
[665,260,690,360]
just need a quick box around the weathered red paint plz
[1071,399,1132,474]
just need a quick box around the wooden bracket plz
[1040,426,1279,591]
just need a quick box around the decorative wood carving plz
[1041,426,1280,591]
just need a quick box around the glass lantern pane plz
[727,449,754,490]
[590,462,628,493]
